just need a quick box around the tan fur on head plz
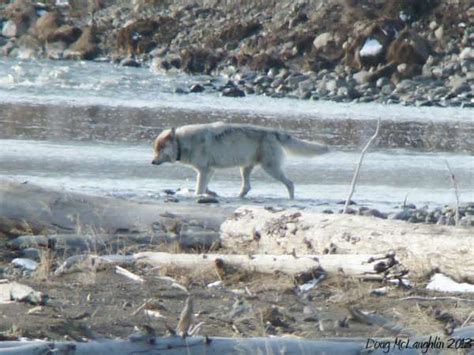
[151,128,176,165]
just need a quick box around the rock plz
[247,53,286,72]
[344,21,402,69]
[447,75,470,95]
[47,25,82,44]
[3,0,37,38]
[286,74,308,88]
[64,26,99,60]
[190,84,205,93]
[376,77,389,88]
[353,70,371,84]
[312,31,344,62]
[8,235,48,249]
[21,248,41,261]
[397,63,422,79]
[181,47,219,74]
[434,26,444,42]
[459,47,474,60]
[33,11,60,42]
[388,209,413,221]
[1,20,18,38]
[221,87,245,97]
[11,258,38,271]
[380,84,394,95]
[358,208,386,219]
[325,79,341,92]
[386,29,431,66]
[196,196,219,204]
[120,58,141,67]
[117,17,178,56]
[218,20,262,43]
[9,282,47,305]
[313,32,333,50]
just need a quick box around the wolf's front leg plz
[195,168,213,195]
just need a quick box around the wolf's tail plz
[277,134,329,156]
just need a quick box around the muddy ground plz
[1,252,473,342]
[0,183,473,344]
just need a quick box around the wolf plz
[151,122,328,199]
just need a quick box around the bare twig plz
[444,160,460,226]
[132,298,153,316]
[343,118,381,213]
[462,311,474,328]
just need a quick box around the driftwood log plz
[134,251,387,278]
[54,251,392,279]
[1,327,473,355]
[220,207,474,283]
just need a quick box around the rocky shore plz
[1,0,473,108]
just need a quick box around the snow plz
[359,38,383,57]
[426,273,474,293]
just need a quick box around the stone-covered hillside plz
[1,0,473,106]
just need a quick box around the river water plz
[0,58,472,212]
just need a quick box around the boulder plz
[180,47,220,74]
[447,75,470,95]
[313,32,333,50]
[47,25,82,45]
[3,0,37,37]
[218,20,262,43]
[117,18,159,56]
[1,20,17,38]
[344,20,403,69]
[117,17,178,56]
[33,11,61,42]
[221,87,245,97]
[246,53,286,72]
[64,26,99,60]
[459,47,474,60]
[312,31,344,62]
[386,29,431,66]
[189,84,205,93]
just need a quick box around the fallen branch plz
[115,266,144,283]
[343,117,381,214]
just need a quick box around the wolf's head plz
[151,128,177,165]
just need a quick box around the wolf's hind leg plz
[239,166,254,198]
[261,164,294,199]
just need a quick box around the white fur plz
[152,122,328,199]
